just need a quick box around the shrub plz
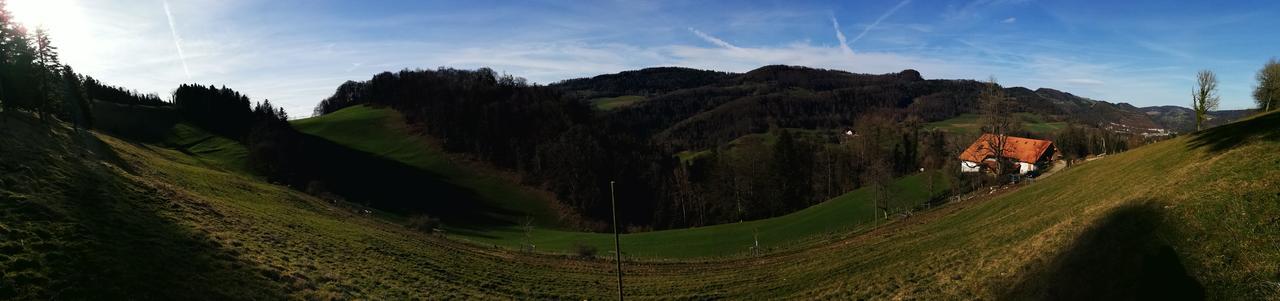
[405,214,441,233]
[571,242,598,258]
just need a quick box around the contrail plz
[162,0,191,79]
[689,27,740,50]
[831,16,853,55]
[847,0,911,50]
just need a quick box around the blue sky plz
[13,0,1280,117]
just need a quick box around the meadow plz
[925,112,1067,135]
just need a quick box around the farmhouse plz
[959,134,1059,175]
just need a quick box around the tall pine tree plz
[33,28,61,121]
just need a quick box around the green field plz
[4,109,1277,299]
[590,95,645,110]
[162,123,252,174]
[926,113,1067,135]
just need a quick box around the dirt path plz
[1037,159,1069,179]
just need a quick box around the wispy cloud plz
[830,15,853,55]
[1002,17,1017,24]
[688,28,740,50]
[161,0,191,79]
[848,0,911,49]
[1136,40,1192,59]
[944,0,1030,21]
[1065,78,1104,85]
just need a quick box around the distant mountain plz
[558,65,1222,150]
[582,65,981,149]
[1141,105,1255,133]
[1014,88,1169,136]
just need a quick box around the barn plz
[959,134,1059,175]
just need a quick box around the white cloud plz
[1002,17,1017,24]
[1136,40,1193,59]
[1064,78,1103,85]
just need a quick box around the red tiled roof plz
[959,134,1055,163]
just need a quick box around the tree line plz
[85,77,166,107]
[313,68,666,229]
[0,0,165,129]
[0,4,91,128]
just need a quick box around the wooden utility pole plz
[610,181,623,300]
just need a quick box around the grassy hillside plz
[6,109,1276,299]
[926,112,1067,135]
[591,95,645,110]
[162,123,251,174]
[466,170,946,258]
[291,106,569,230]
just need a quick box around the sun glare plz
[8,0,89,37]
[7,0,92,65]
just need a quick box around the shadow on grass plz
[293,132,521,231]
[0,117,285,299]
[1002,200,1203,300]
[50,166,286,299]
[1188,110,1280,153]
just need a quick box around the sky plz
[9,0,1280,117]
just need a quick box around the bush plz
[571,242,598,258]
[405,214,441,233]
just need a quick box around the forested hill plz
[1141,105,1255,133]
[551,67,734,100]
[306,65,1228,231]
[562,65,1235,147]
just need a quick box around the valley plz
[3,1,1279,298]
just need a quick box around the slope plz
[290,105,571,230]
[925,112,1067,135]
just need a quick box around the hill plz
[551,66,734,100]
[587,66,1236,145]
[290,105,574,230]
[5,99,1277,299]
[1141,105,1255,133]
[925,112,1067,135]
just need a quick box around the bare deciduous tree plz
[862,159,894,219]
[1192,70,1220,131]
[978,76,1019,179]
[1254,58,1280,112]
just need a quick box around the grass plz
[591,95,645,110]
[162,123,251,174]
[674,149,711,163]
[5,108,1277,299]
[0,114,284,299]
[926,113,1067,135]
[291,106,569,230]
[463,171,948,258]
